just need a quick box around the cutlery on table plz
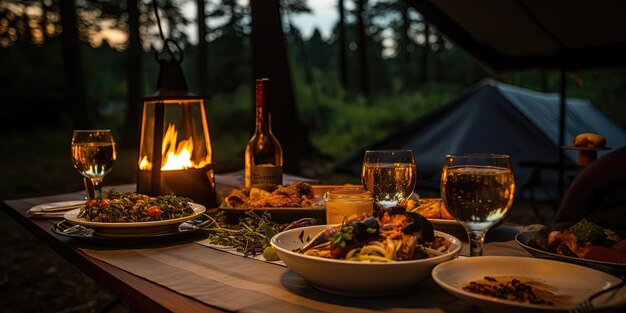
[569,278,625,313]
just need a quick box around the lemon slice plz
[249,188,271,200]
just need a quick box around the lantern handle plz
[152,0,184,64]
[155,39,184,64]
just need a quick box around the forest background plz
[1,0,626,199]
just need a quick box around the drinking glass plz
[440,154,515,256]
[361,150,416,208]
[71,130,117,199]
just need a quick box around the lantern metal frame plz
[135,1,217,207]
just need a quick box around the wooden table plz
[2,185,529,313]
[2,187,227,313]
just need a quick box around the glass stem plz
[469,231,486,257]
[83,177,95,200]
[92,179,102,199]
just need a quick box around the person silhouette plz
[552,146,626,237]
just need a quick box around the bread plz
[439,202,454,220]
[573,133,606,148]
[409,198,454,220]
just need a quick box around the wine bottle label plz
[247,165,283,186]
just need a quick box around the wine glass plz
[440,153,515,256]
[361,150,416,209]
[71,130,117,199]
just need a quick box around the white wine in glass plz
[71,130,117,199]
[361,150,416,208]
[440,154,515,256]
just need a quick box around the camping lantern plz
[136,50,217,207]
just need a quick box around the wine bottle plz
[245,78,283,187]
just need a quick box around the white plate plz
[271,224,462,296]
[432,256,625,313]
[63,203,206,237]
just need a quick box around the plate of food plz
[221,181,325,222]
[516,220,626,275]
[63,191,206,237]
[432,256,625,313]
[407,198,466,238]
[52,219,207,245]
[270,207,462,296]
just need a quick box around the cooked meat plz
[224,181,316,208]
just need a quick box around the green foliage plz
[292,68,459,163]
[205,84,252,171]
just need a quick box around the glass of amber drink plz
[440,154,515,256]
[361,150,416,209]
[324,189,373,224]
[71,130,117,199]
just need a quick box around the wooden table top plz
[2,184,534,313]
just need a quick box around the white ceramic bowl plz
[271,224,461,296]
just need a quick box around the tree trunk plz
[197,0,209,95]
[59,0,91,129]
[401,2,411,90]
[417,20,429,87]
[338,0,348,90]
[122,0,142,150]
[356,0,369,97]
[250,0,315,174]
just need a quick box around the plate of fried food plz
[406,197,466,238]
[432,256,625,313]
[271,206,462,296]
[221,181,325,222]
[64,190,205,237]
[516,219,626,275]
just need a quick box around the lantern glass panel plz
[137,98,216,207]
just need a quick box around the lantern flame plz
[139,123,207,171]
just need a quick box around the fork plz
[569,278,625,313]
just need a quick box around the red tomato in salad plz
[147,206,161,216]
[86,199,98,207]
[100,199,109,209]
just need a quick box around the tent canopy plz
[408,0,626,71]
[338,79,626,198]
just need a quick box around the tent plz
[406,0,626,194]
[407,0,626,71]
[338,79,626,199]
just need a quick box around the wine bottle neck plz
[255,79,271,133]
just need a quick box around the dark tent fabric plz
[338,79,626,199]
[407,0,626,71]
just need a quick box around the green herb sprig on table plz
[197,211,317,261]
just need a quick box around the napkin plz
[552,146,626,237]
[26,200,84,218]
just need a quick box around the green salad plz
[77,190,194,223]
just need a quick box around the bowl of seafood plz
[270,206,462,296]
